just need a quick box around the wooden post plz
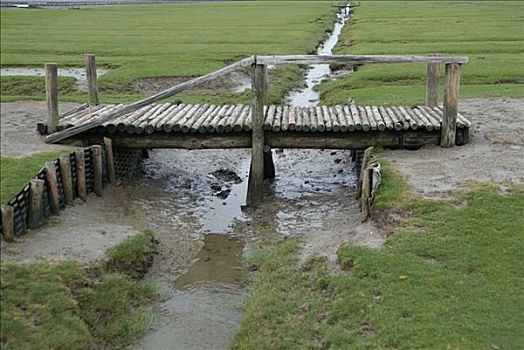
[441,63,461,148]
[59,155,74,205]
[361,167,372,221]
[85,54,99,105]
[263,145,275,180]
[103,137,117,184]
[45,63,59,133]
[92,145,103,196]
[1,205,15,242]
[355,147,374,201]
[426,62,440,108]
[28,179,45,229]
[45,162,60,215]
[75,149,87,201]
[246,63,267,206]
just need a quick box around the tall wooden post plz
[28,179,45,229]
[1,204,15,242]
[45,63,59,133]
[85,54,99,105]
[246,62,267,206]
[425,62,440,108]
[75,148,87,201]
[441,63,461,148]
[103,137,117,184]
[59,155,74,205]
[45,162,60,215]
[92,145,103,196]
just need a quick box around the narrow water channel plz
[287,4,352,106]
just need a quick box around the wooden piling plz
[59,155,74,205]
[263,145,275,180]
[361,167,372,221]
[246,63,267,206]
[45,63,59,134]
[426,62,440,108]
[103,137,117,184]
[92,145,103,196]
[441,63,461,147]
[356,147,374,201]
[1,205,15,242]
[28,179,45,229]
[45,162,60,214]
[75,148,87,201]
[85,54,100,105]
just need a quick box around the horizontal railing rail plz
[256,54,469,65]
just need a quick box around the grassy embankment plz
[1,231,159,349]
[1,1,338,104]
[320,1,524,105]
[232,162,524,349]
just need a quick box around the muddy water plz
[0,67,108,91]
[287,4,352,106]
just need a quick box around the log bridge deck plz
[42,54,470,204]
[44,102,471,149]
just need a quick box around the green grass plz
[232,163,524,349]
[0,151,72,204]
[320,1,524,105]
[0,232,159,350]
[0,1,338,103]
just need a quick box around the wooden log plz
[247,63,267,206]
[441,63,461,147]
[225,105,243,132]
[378,106,393,130]
[85,54,100,105]
[358,106,371,132]
[315,106,326,132]
[308,107,318,132]
[281,106,290,132]
[335,105,348,132]
[134,103,172,134]
[151,104,180,131]
[28,179,45,229]
[384,106,403,131]
[92,145,103,196]
[103,137,116,184]
[61,103,89,119]
[288,106,297,131]
[65,105,105,124]
[361,167,372,221]
[349,104,362,131]
[45,63,59,134]
[45,56,256,143]
[257,54,469,66]
[406,106,427,130]
[1,204,15,241]
[264,105,276,131]
[426,62,440,108]
[243,108,253,131]
[342,105,355,132]
[176,104,205,133]
[397,106,418,130]
[356,146,374,201]
[136,103,170,134]
[263,145,275,180]
[183,104,210,133]
[206,105,229,133]
[59,155,74,205]
[302,108,311,132]
[330,106,341,132]
[164,104,191,132]
[390,106,411,130]
[193,105,218,132]
[364,106,378,131]
[45,161,60,214]
[216,105,235,133]
[322,106,333,132]
[272,106,283,132]
[295,107,303,132]
[198,105,220,133]
[371,106,386,131]
[233,106,250,132]
[413,107,436,131]
[74,149,87,201]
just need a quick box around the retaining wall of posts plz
[0,144,144,240]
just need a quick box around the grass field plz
[0,1,337,103]
[232,163,524,349]
[320,1,524,105]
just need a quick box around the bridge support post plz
[45,63,59,134]
[246,62,267,206]
[441,63,461,147]
[85,54,100,105]
[425,62,440,108]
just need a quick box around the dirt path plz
[1,101,81,157]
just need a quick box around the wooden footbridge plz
[41,54,470,204]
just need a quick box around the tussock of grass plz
[232,163,524,348]
[320,1,524,105]
[1,151,72,204]
[107,230,156,279]
[0,232,159,349]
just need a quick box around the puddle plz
[0,67,108,91]
[287,4,352,106]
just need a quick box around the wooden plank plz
[1,205,15,242]
[92,145,103,196]
[45,63,59,134]
[257,54,469,66]
[426,62,440,108]
[103,137,117,184]
[75,149,87,201]
[59,155,74,205]
[247,63,267,206]
[45,56,256,143]
[28,179,45,229]
[85,54,100,105]
[45,161,60,214]
[441,63,461,147]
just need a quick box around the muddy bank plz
[382,98,524,198]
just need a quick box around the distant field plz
[0,1,337,103]
[320,1,524,105]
